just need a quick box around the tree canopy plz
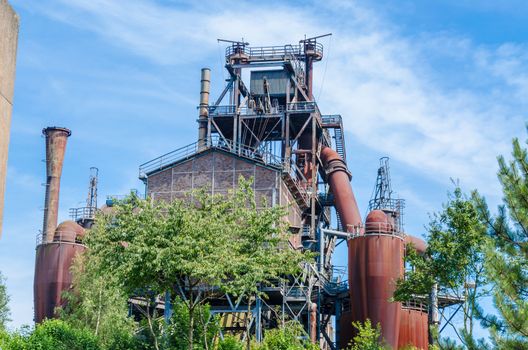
[72,178,308,350]
[473,136,528,348]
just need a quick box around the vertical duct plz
[42,127,71,243]
[198,68,210,149]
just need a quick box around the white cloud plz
[12,0,528,193]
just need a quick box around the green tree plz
[0,271,10,329]
[0,327,28,350]
[217,182,306,349]
[167,297,220,350]
[26,319,101,350]
[347,320,388,350]
[257,321,318,350]
[472,136,528,348]
[87,179,308,350]
[394,187,489,345]
[58,251,138,350]
[217,335,244,350]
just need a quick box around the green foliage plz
[167,298,220,350]
[394,186,488,301]
[256,321,318,350]
[58,251,138,350]
[347,319,387,350]
[84,178,308,349]
[394,186,489,345]
[0,271,10,329]
[472,135,528,346]
[25,319,100,350]
[217,335,244,350]
[0,327,28,350]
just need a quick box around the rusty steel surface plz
[297,133,314,186]
[34,239,85,323]
[338,310,354,349]
[320,147,362,232]
[53,220,85,243]
[347,210,405,348]
[42,127,71,243]
[309,302,317,343]
[404,234,427,255]
[398,308,429,349]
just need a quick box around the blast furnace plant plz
[33,37,460,349]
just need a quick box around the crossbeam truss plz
[176,38,349,348]
[138,37,458,348]
[137,40,465,347]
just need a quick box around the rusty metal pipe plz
[309,302,317,343]
[404,235,427,255]
[320,147,362,232]
[198,68,210,149]
[42,127,71,243]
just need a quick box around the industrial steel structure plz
[138,37,431,349]
[34,127,87,323]
[33,38,462,348]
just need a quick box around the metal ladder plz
[334,126,346,163]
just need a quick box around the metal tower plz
[368,157,405,232]
[86,167,98,212]
[69,167,99,228]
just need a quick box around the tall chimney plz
[42,127,71,243]
[198,68,210,149]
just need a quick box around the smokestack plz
[198,68,210,149]
[42,127,71,243]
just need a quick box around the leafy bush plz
[347,320,388,350]
[217,335,244,350]
[257,321,318,350]
[26,319,101,350]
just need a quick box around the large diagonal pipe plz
[42,127,71,243]
[320,147,362,232]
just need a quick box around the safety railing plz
[402,298,428,312]
[69,206,97,221]
[36,229,85,246]
[363,222,405,238]
[207,104,285,117]
[286,101,316,113]
[139,140,201,177]
[321,114,342,126]
[225,43,323,61]
[139,135,283,178]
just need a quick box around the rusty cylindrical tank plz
[398,235,429,349]
[42,127,71,243]
[34,221,85,323]
[398,302,429,349]
[348,210,404,348]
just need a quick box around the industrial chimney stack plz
[41,127,71,242]
[197,68,210,149]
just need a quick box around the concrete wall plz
[0,0,19,238]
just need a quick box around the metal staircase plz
[321,115,346,164]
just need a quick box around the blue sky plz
[2,0,528,342]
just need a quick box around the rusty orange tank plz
[348,210,404,348]
[398,303,429,349]
[34,221,86,323]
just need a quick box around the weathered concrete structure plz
[0,0,19,238]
